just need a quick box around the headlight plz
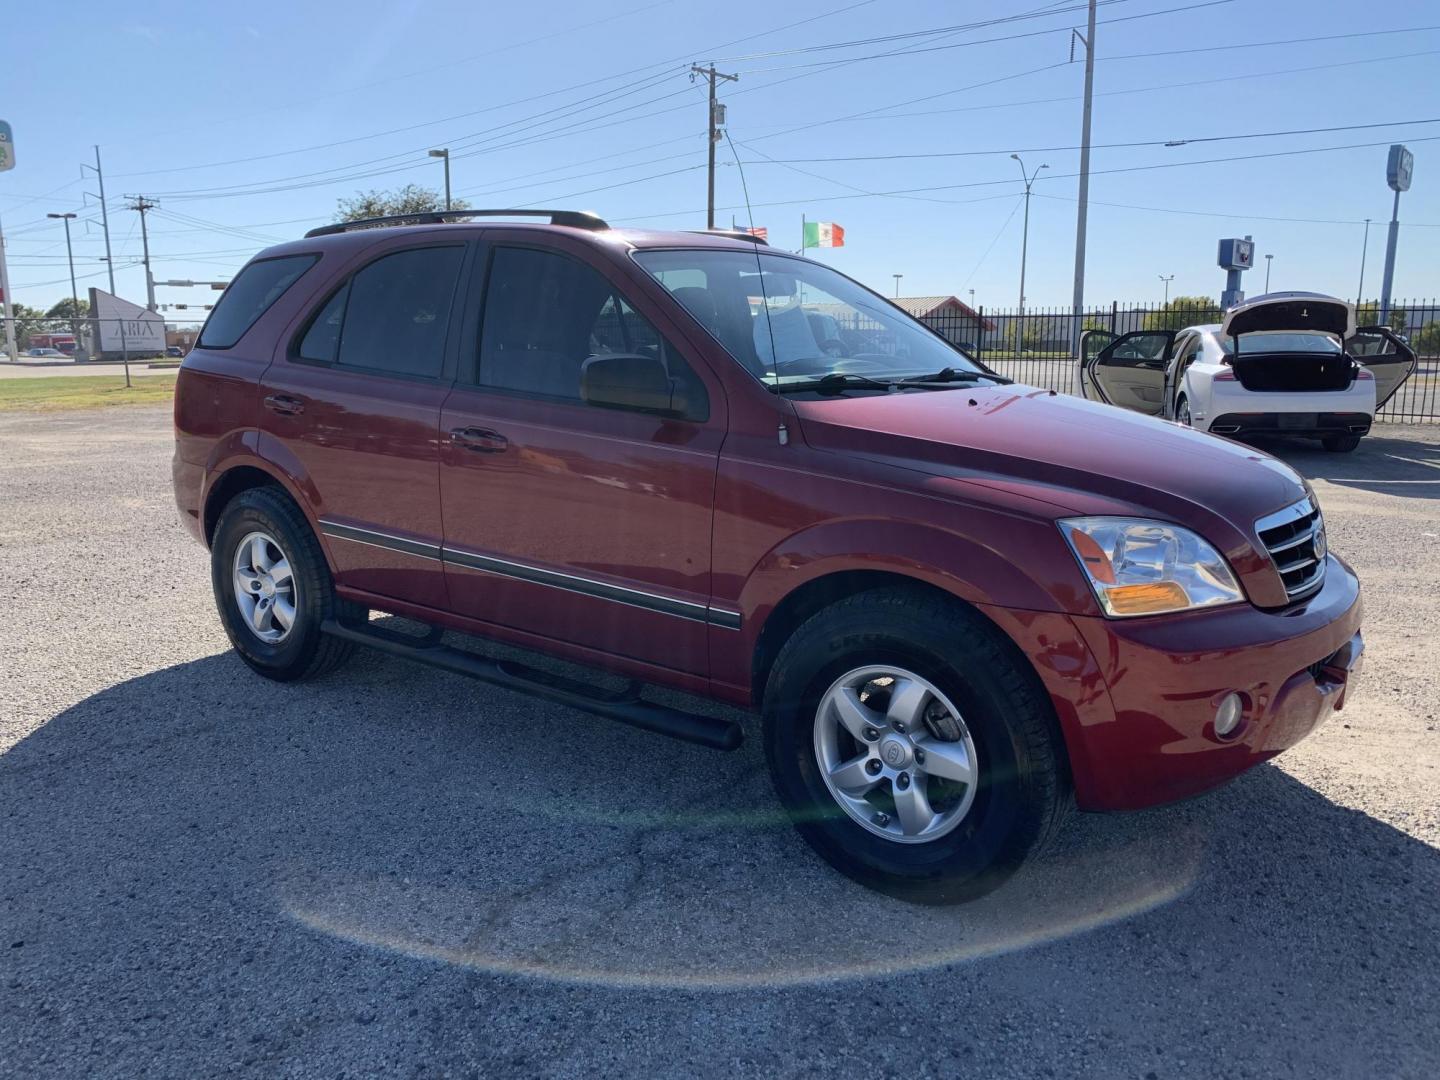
[1059,517,1245,617]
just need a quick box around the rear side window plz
[198,254,317,349]
[294,246,465,378]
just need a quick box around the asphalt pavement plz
[1,405,1437,1078]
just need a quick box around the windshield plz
[1222,332,1343,355]
[633,249,984,388]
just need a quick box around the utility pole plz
[1069,0,1097,357]
[428,148,451,210]
[893,274,902,298]
[691,64,738,229]
[0,212,17,361]
[1158,274,1174,305]
[1263,254,1273,292]
[1356,218,1371,306]
[81,146,116,294]
[47,212,83,358]
[126,196,159,311]
[1011,153,1047,349]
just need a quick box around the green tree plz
[5,303,46,349]
[45,297,90,320]
[1144,295,1221,331]
[1413,320,1440,355]
[335,184,470,223]
[1357,301,1409,333]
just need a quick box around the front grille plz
[1256,498,1327,601]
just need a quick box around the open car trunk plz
[1221,291,1358,393]
[1229,350,1355,392]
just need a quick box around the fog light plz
[1215,693,1244,737]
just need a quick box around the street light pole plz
[428,149,451,210]
[1010,153,1048,349]
[47,212,83,358]
[1264,254,1273,293]
[1158,274,1174,305]
[893,274,902,298]
[1356,218,1372,306]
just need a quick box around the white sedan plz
[1081,292,1416,452]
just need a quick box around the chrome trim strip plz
[320,520,741,629]
[320,519,442,561]
[1255,497,1315,536]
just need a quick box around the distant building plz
[893,296,995,348]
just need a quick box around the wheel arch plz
[203,459,314,551]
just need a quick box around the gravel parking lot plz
[2,405,1437,1078]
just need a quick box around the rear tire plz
[211,486,360,681]
[1176,394,1192,427]
[762,587,1070,904]
[1322,434,1361,453]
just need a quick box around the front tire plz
[211,486,358,681]
[1322,434,1361,453]
[762,588,1069,904]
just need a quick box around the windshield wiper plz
[770,372,898,395]
[900,367,1012,385]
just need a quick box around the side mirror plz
[581,353,682,416]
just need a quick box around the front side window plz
[477,246,706,415]
[633,249,986,389]
[198,254,317,349]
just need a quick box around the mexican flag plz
[803,221,845,248]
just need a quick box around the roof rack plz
[691,228,769,246]
[304,209,609,239]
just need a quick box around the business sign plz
[89,288,166,354]
[0,121,14,172]
[1217,237,1255,271]
[1387,144,1414,193]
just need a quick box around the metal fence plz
[918,299,1440,424]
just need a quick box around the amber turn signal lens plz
[1105,581,1190,615]
[1065,527,1115,584]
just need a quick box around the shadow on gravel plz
[1246,432,1440,500]
[3,644,1438,1058]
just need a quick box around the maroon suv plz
[173,210,1364,903]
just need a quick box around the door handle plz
[448,426,508,453]
[264,393,305,416]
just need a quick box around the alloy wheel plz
[812,665,979,844]
[231,530,298,644]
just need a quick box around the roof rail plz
[304,209,609,239]
[691,228,769,246]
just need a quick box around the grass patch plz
[0,374,178,412]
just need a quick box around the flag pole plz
[801,213,806,255]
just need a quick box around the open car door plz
[1080,330,1174,415]
[1078,329,1115,402]
[1346,326,1417,409]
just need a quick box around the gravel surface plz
[2,406,1437,1079]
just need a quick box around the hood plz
[791,385,1307,571]
[1220,291,1354,340]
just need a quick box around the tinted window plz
[297,283,349,364]
[478,247,706,415]
[336,246,464,378]
[198,254,317,349]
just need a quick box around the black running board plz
[321,618,743,751]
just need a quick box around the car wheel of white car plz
[1176,394,1192,427]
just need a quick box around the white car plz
[1081,292,1416,452]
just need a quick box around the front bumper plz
[982,553,1362,811]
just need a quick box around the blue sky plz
[3,0,1438,318]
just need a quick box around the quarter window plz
[198,254,317,349]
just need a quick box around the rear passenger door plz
[437,236,727,677]
[1346,326,1418,409]
[260,237,470,610]
[1083,330,1175,414]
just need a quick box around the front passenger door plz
[1083,330,1176,414]
[438,240,726,677]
